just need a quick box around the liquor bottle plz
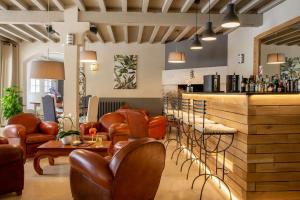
[273,75,279,92]
[241,77,246,92]
[249,75,256,92]
[278,80,285,93]
[245,78,250,92]
[267,76,274,92]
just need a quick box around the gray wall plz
[165,34,228,70]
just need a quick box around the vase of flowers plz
[56,113,80,145]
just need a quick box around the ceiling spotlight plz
[90,24,98,34]
[221,3,241,28]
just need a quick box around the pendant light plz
[221,3,240,28]
[30,0,65,80]
[80,25,98,63]
[202,0,217,41]
[267,53,285,64]
[80,50,97,63]
[168,49,186,64]
[190,0,203,50]
[190,34,203,50]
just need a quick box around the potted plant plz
[0,86,23,121]
[57,113,80,145]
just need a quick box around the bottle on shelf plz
[240,77,246,92]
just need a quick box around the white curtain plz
[0,41,20,125]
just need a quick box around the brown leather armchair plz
[80,112,129,145]
[3,113,59,158]
[69,138,166,200]
[117,108,167,139]
[0,137,24,196]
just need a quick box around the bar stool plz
[171,98,192,165]
[163,97,181,150]
[190,100,236,200]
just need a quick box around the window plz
[30,79,40,93]
[44,80,53,92]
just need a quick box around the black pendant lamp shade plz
[190,34,203,50]
[221,3,241,28]
[202,21,217,41]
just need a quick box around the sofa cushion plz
[26,133,56,144]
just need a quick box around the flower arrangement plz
[56,113,80,143]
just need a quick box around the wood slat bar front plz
[182,93,300,200]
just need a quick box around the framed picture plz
[113,55,137,89]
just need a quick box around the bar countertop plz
[183,92,300,95]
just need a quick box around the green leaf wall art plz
[114,55,137,89]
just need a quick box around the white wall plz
[85,42,164,98]
[19,42,165,109]
[228,0,300,77]
[162,66,228,93]
[261,44,300,75]
[18,42,63,110]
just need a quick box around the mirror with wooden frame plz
[253,16,300,76]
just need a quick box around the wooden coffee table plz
[33,140,111,175]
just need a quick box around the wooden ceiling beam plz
[258,0,286,14]
[123,25,128,43]
[287,39,300,46]
[25,24,57,42]
[0,29,21,42]
[238,0,261,14]
[121,0,127,12]
[0,11,63,24]
[97,0,106,12]
[107,25,115,43]
[142,0,149,13]
[52,0,64,11]
[188,27,205,40]
[263,29,300,44]
[220,0,242,14]
[74,0,86,11]
[149,25,159,43]
[201,0,220,13]
[137,25,144,43]
[0,1,8,10]
[162,0,173,13]
[32,0,47,11]
[11,0,29,10]
[0,24,34,42]
[79,12,263,27]
[174,25,193,42]
[181,0,194,13]
[95,32,103,42]
[275,35,300,45]
[9,24,46,42]
[161,25,175,43]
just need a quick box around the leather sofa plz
[3,113,59,159]
[0,137,24,196]
[69,138,166,200]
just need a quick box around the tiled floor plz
[0,129,227,200]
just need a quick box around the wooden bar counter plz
[182,92,300,200]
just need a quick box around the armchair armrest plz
[69,149,113,190]
[3,124,26,139]
[80,122,102,136]
[0,144,23,165]
[148,116,167,139]
[108,123,129,145]
[40,121,59,135]
[0,136,8,144]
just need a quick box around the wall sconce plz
[90,63,99,71]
